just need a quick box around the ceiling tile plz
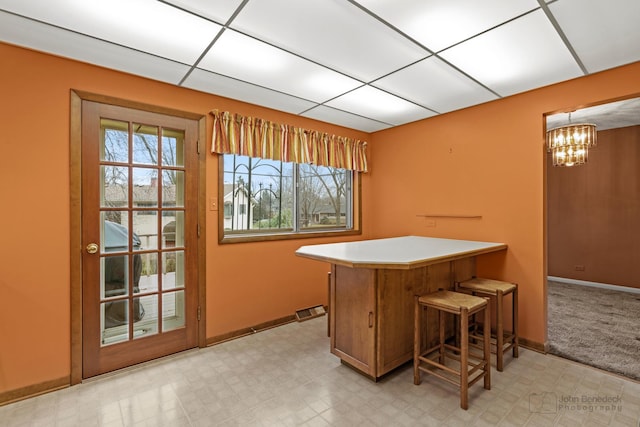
[198,29,362,103]
[373,56,498,114]
[0,0,221,64]
[0,11,191,84]
[439,10,583,96]
[325,86,436,126]
[357,0,540,52]
[182,68,317,115]
[162,0,245,24]
[229,0,428,82]
[301,105,392,133]
[546,97,640,131]
[549,0,640,73]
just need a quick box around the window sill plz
[218,228,361,244]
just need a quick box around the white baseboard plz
[548,276,640,294]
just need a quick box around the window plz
[220,154,358,241]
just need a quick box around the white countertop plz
[295,236,507,269]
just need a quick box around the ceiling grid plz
[1,0,638,132]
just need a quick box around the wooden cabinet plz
[330,258,476,379]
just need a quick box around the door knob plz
[86,243,99,254]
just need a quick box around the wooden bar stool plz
[455,277,519,372]
[414,290,491,410]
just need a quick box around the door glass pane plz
[163,170,184,207]
[134,294,158,338]
[102,255,129,299]
[162,211,184,248]
[162,250,184,290]
[101,212,131,253]
[133,212,157,251]
[133,124,159,165]
[101,300,129,346]
[101,166,128,208]
[162,290,185,332]
[162,129,184,167]
[138,252,158,293]
[132,167,158,207]
[101,119,129,163]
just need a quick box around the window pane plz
[133,211,157,250]
[299,164,350,230]
[132,167,158,207]
[162,290,185,332]
[162,128,184,167]
[223,155,294,232]
[101,255,129,299]
[133,124,159,165]
[101,119,129,163]
[162,211,184,248]
[101,166,128,208]
[101,212,131,253]
[163,250,184,290]
[134,294,158,338]
[138,252,158,293]
[101,300,129,345]
[163,170,184,207]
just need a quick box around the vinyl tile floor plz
[1,317,640,426]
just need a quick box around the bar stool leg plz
[327,272,331,338]
[460,307,469,410]
[483,300,491,390]
[513,287,519,358]
[414,296,421,385]
[496,289,504,371]
[439,310,446,364]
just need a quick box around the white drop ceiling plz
[1,0,639,132]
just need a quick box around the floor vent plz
[295,305,326,322]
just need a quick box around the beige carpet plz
[547,280,640,381]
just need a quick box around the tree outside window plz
[221,154,353,237]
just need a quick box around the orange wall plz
[2,39,640,397]
[0,42,371,395]
[368,61,640,346]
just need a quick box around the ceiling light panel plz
[373,56,498,114]
[183,68,318,115]
[301,105,392,133]
[357,0,540,53]
[229,0,428,82]
[0,11,191,84]
[325,85,436,126]
[548,0,640,73]
[439,10,583,97]
[162,0,245,24]
[198,29,362,103]
[0,0,221,65]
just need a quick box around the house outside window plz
[220,154,358,241]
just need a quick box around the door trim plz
[70,90,207,385]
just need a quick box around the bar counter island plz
[295,236,507,380]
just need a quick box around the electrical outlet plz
[425,219,436,227]
[575,265,585,271]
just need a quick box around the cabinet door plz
[330,264,376,376]
[376,267,427,375]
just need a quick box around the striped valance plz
[211,110,368,172]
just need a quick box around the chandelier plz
[546,118,597,167]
